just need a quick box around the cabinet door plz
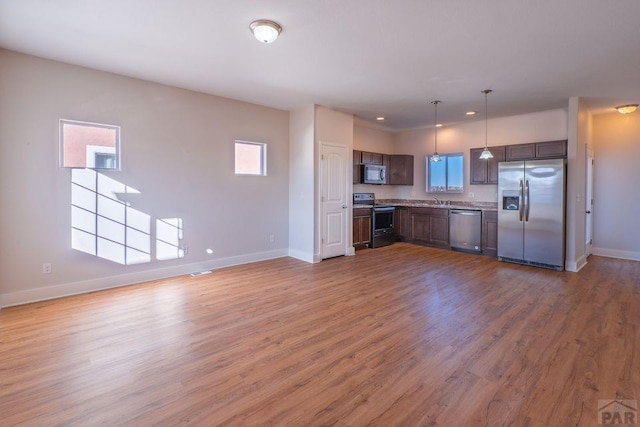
[535,140,567,158]
[361,216,371,246]
[429,213,450,247]
[506,143,536,161]
[469,148,488,184]
[487,146,505,184]
[362,151,383,165]
[411,213,430,242]
[353,150,362,184]
[482,211,498,256]
[353,217,361,246]
[388,155,414,185]
[395,207,410,239]
[353,216,372,247]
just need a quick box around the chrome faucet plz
[433,197,440,204]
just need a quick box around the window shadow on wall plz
[71,169,184,265]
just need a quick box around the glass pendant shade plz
[479,147,493,159]
[431,153,441,162]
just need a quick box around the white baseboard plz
[0,249,288,309]
[565,253,588,272]
[288,249,315,263]
[591,247,640,262]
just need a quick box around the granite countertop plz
[374,199,498,211]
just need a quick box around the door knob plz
[586,210,591,214]
[342,205,348,209]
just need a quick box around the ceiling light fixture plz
[435,123,443,127]
[431,100,442,162]
[479,89,494,160]
[466,111,477,116]
[249,20,282,43]
[616,104,638,114]
[376,116,385,121]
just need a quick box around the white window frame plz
[425,153,464,194]
[234,140,267,176]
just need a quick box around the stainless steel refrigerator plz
[497,159,566,270]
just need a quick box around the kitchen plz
[351,107,572,269]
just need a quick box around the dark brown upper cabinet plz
[505,140,567,161]
[505,143,536,161]
[387,155,414,185]
[535,140,567,159]
[353,150,362,184]
[361,151,383,165]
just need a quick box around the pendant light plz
[431,100,442,162]
[479,89,494,160]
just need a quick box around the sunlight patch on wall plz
[156,218,184,261]
[71,169,151,265]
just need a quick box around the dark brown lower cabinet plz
[408,207,450,249]
[353,208,372,249]
[482,210,498,257]
[395,207,411,240]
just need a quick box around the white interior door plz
[320,142,348,259]
[585,147,594,256]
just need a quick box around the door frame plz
[319,141,350,259]
[585,146,594,256]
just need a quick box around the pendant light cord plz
[482,89,492,149]
[432,100,441,152]
[434,101,438,152]
[484,91,488,149]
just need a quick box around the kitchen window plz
[426,153,464,193]
[235,140,266,176]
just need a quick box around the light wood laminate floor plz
[1,243,639,426]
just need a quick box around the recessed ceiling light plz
[615,104,638,114]
[249,20,282,43]
[435,123,443,127]
[376,116,385,121]
[466,111,477,116]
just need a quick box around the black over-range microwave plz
[361,164,387,184]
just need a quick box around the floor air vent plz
[190,270,213,277]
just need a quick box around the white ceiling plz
[1,0,639,130]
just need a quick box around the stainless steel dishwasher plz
[449,210,482,253]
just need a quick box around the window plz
[235,140,266,175]
[60,119,120,170]
[426,153,464,193]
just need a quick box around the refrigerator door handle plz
[518,179,524,222]
[525,179,530,222]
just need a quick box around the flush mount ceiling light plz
[466,111,477,116]
[479,89,494,160]
[616,104,638,114]
[431,100,442,162]
[376,116,385,121]
[249,20,282,43]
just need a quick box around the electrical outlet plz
[43,263,52,274]
[269,235,275,243]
